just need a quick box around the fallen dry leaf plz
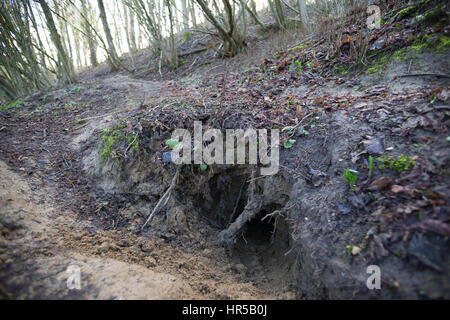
[351,246,361,255]
[391,185,417,197]
[368,177,391,191]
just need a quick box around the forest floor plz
[0,1,449,299]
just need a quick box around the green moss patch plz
[0,97,27,111]
[366,34,449,75]
[378,155,416,173]
[100,124,139,163]
[287,41,312,53]
[394,5,417,20]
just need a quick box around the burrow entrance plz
[196,171,299,296]
[232,211,299,296]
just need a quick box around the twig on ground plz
[178,47,209,57]
[124,132,138,157]
[287,112,314,139]
[395,73,450,79]
[141,167,180,229]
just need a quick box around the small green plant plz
[393,48,407,60]
[346,245,354,256]
[378,155,416,173]
[344,168,358,190]
[200,163,207,171]
[430,93,436,104]
[165,139,179,150]
[368,155,374,177]
[436,36,450,52]
[299,129,308,136]
[295,60,302,72]
[333,64,348,76]
[284,139,296,149]
[70,85,84,93]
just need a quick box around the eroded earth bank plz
[1,1,450,299]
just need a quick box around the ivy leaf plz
[299,129,309,136]
[284,139,296,149]
[165,139,179,150]
[200,163,207,171]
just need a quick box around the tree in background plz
[123,0,178,69]
[79,0,97,67]
[0,0,51,100]
[0,0,361,104]
[297,0,309,27]
[194,0,246,57]
[268,0,285,28]
[38,0,76,84]
[97,0,121,71]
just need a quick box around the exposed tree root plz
[219,170,262,246]
[219,195,264,247]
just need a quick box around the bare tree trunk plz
[137,24,142,50]
[269,0,285,28]
[38,0,75,83]
[194,0,245,57]
[63,8,74,64]
[26,0,47,68]
[122,1,131,52]
[97,0,120,71]
[129,7,137,52]
[181,0,189,33]
[111,2,123,54]
[72,25,82,68]
[297,0,308,28]
[189,0,197,27]
[249,0,257,23]
[164,0,177,68]
[81,0,98,66]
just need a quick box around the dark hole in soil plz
[232,210,299,297]
[195,171,299,297]
[197,172,248,228]
[238,210,275,245]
